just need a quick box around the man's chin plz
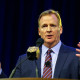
[46,40,54,44]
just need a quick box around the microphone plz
[45,61,51,67]
[9,38,44,78]
[27,38,44,77]
[27,38,44,60]
[36,38,44,47]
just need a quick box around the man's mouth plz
[46,35,53,39]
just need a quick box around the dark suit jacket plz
[0,71,7,78]
[13,43,80,79]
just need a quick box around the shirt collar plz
[42,41,62,56]
[51,41,62,55]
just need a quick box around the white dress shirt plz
[41,41,62,78]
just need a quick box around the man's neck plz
[43,40,60,48]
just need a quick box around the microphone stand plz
[35,60,38,77]
[9,56,39,78]
[9,57,27,78]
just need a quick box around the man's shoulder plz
[16,54,27,66]
[60,43,80,59]
[18,54,27,60]
[19,53,27,58]
[20,53,27,57]
[61,43,76,52]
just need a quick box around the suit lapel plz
[54,44,69,78]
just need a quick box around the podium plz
[0,78,77,80]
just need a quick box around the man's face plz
[38,14,63,47]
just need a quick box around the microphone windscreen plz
[36,38,44,47]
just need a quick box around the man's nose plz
[47,26,51,32]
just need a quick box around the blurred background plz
[0,0,80,77]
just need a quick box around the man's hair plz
[38,9,62,27]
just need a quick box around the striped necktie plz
[43,49,52,78]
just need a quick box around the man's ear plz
[60,26,63,35]
[38,28,41,36]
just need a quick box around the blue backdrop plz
[0,0,80,77]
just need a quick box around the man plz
[11,9,80,79]
[0,62,7,78]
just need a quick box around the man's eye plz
[42,24,47,27]
[50,24,56,27]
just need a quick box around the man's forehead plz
[40,14,58,20]
[39,14,58,23]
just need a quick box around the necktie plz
[43,49,52,78]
